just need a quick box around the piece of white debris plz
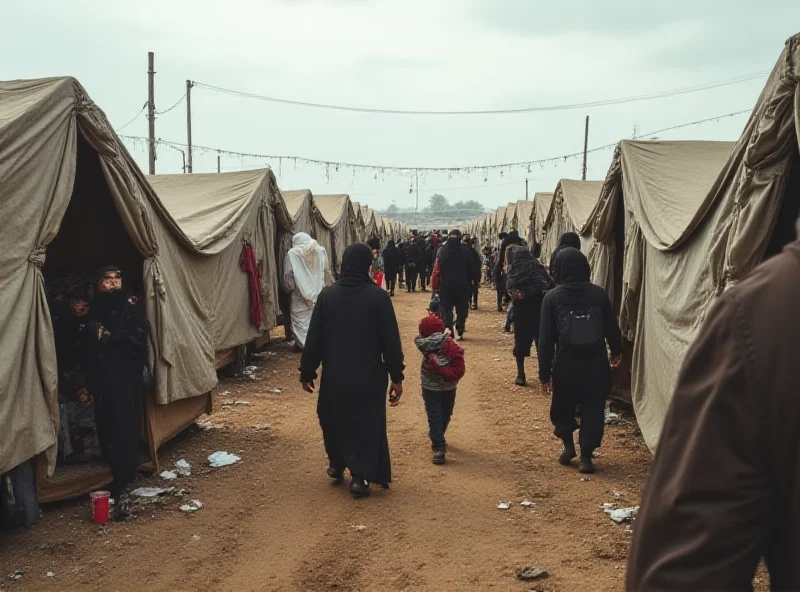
[604,505,639,524]
[516,566,548,581]
[45,572,55,578]
[8,569,23,580]
[175,459,191,476]
[180,500,204,512]
[520,501,536,508]
[208,451,241,468]
[253,424,271,431]
[234,401,252,406]
[350,525,367,532]
[160,470,178,480]
[246,366,258,372]
[271,388,282,394]
[497,502,511,510]
[581,477,592,482]
[130,487,174,498]
[192,535,202,540]
[220,390,231,397]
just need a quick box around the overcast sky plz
[3,0,799,214]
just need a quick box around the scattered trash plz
[245,366,258,372]
[208,451,240,468]
[350,525,367,532]
[520,501,536,508]
[602,503,639,524]
[180,500,204,512]
[613,490,623,500]
[605,403,622,425]
[516,567,548,581]
[220,390,231,397]
[160,470,178,480]
[130,487,174,498]
[497,502,511,510]
[253,423,271,431]
[45,572,55,578]
[8,569,23,580]
[271,388,283,394]
[234,401,252,406]
[176,459,191,476]
[580,477,592,482]
[192,535,202,540]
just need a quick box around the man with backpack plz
[537,248,622,474]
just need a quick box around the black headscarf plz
[553,247,591,286]
[549,232,583,270]
[439,235,466,270]
[337,243,374,291]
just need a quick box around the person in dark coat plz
[421,242,435,292]
[397,242,406,288]
[548,231,582,274]
[494,231,525,312]
[465,237,483,310]
[538,248,621,474]
[87,266,148,506]
[431,230,479,340]
[506,246,554,386]
[367,234,381,252]
[404,238,424,292]
[300,243,405,497]
[382,240,403,297]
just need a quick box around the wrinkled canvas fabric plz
[0,78,291,475]
[540,180,603,266]
[584,34,800,452]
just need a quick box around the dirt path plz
[0,289,651,591]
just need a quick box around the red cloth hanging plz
[240,245,263,328]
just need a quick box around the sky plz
[3,0,799,216]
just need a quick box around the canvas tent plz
[361,205,377,240]
[0,77,290,502]
[585,58,800,455]
[540,180,603,266]
[515,200,535,246]
[314,194,358,275]
[281,189,316,237]
[532,192,554,246]
[351,201,367,241]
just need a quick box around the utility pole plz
[415,170,419,213]
[147,52,156,175]
[582,115,589,181]
[217,154,221,173]
[525,177,529,201]
[186,80,193,173]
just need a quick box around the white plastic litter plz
[130,487,174,498]
[271,388,283,393]
[8,570,23,580]
[497,502,511,510]
[160,471,178,480]
[350,525,367,532]
[520,501,536,508]
[45,572,55,578]
[208,451,240,468]
[603,505,639,524]
[180,500,204,512]
[176,459,191,476]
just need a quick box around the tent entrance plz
[40,134,145,501]
[764,154,800,260]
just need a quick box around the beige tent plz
[351,201,367,241]
[361,205,378,239]
[0,78,290,500]
[532,192,554,245]
[281,189,316,237]
[515,200,535,246]
[540,180,603,266]
[314,194,358,274]
[585,132,778,451]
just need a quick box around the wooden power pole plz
[582,115,590,181]
[525,177,529,200]
[186,80,193,173]
[217,154,221,173]
[147,52,156,175]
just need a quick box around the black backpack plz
[556,306,604,356]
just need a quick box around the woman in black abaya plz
[87,266,148,507]
[300,243,405,497]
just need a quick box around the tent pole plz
[582,115,589,181]
[147,52,156,175]
[186,80,193,173]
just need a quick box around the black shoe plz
[515,376,527,387]
[389,292,394,297]
[559,444,577,466]
[350,476,370,498]
[579,454,596,474]
[327,465,344,481]
[503,326,511,333]
[497,307,504,313]
[432,450,446,465]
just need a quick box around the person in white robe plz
[284,233,327,350]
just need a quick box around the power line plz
[192,70,768,116]
[155,93,187,115]
[118,107,749,174]
[117,102,148,131]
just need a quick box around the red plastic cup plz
[90,490,111,524]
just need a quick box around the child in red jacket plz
[415,314,466,465]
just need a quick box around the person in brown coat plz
[626,239,800,591]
